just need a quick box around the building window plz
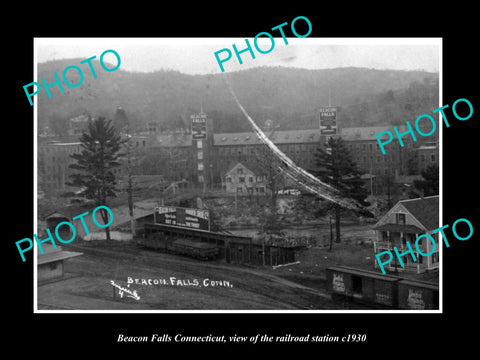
[248,176,253,183]
[396,213,406,225]
[237,187,243,193]
[258,187,265,193]
[431,154,436,162]
[237,167,243,174]
[239,176,245,183]
[256,176,263,182]
[226,176,232,183]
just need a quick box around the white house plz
[224,162,267,195]
[373,195,439,274]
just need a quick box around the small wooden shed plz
[37,244,82,283]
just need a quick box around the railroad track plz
[62,242,337,309]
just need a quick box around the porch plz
[373,224,439,274]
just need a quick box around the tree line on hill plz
[37,60,439,136]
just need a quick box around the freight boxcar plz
[326,266,400,308]
[139,223,298,265]
[326,266,439,309]
[169,238,219,260]
[397,279,439,310]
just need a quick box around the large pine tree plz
[68,117,125,241]
[312,137,369,243]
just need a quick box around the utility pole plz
[125,125,136,237]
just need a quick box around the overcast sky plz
[35,38,441,75]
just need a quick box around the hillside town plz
[36,101,440,311]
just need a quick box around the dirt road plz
[37,242,346,311]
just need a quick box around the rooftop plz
[399,195,439,230]
[340,125,408,141]
[214,129,321,146]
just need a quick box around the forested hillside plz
[36,59,439,134]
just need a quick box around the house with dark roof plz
[373,195,439,274]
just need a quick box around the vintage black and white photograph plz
[33,37,442,312]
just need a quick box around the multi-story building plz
[148,117,432,188]
[38,141,83,192]
[38,112,439,195]
[416,142,439,173]
[214,129,322,176]
[341,126,410,177]
[373,195,440,274]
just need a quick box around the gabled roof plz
[398,195,439,230]
[225,161,248,174]
[224,161,269,177]
[225,162,254,175]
